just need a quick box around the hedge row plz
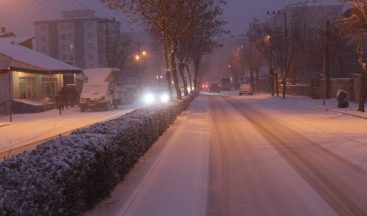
[0,94,196,216]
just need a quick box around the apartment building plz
[34,10,121,69]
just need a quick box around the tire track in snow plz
[224,96,367,216]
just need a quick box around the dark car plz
[209,83,220,93]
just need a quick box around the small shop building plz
[0,39,81,113]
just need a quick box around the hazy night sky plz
[0,0,342,37]
[223,0,295,36]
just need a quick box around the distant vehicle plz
[201,82,209,90]
[79,68,121,111]
[209,83,220,93]
[239,83,253,95]
[141,87,170,105]
[221,78,232,91]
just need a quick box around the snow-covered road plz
[88,93,367,216]
[0,104,140,158]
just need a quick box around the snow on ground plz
[202,90,367,171]
[87,97,211,216]
[0,103,140,155]
[87,92,367,216]
[230,93,367,170]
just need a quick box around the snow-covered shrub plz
[0,95,196,215]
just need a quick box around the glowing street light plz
[142,50,147,56]
[135,55,141,61]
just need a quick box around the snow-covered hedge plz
[0,94,196,216]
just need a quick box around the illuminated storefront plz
[0,40,81,109]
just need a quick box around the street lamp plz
[135,55,141,61]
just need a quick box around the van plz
[239,83,253,95]
[79,68,121,111]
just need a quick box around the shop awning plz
[0,40,81,74]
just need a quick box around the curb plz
[316,106,367,120]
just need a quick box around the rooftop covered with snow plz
[0,39,81,74]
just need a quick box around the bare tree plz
[241,40,264,92]
[102,0,205,99]
[339,0,367,112]
[174,0,227,94]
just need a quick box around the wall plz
[281,84,311,97]
[320,78,355,100]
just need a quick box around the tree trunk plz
[256,69,260,93]
[163,33,173,99]
[186,63,193,92]
[249,69,254,91]
[194,57,201,90]
[170,47,182,99]
[270,66,274,96]
[282,78,286,99]
[276,73,280,97]
[358,70,366,112]
[178,59,189,96]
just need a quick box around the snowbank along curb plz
[0,93,197,216]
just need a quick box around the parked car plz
[239,83,253,95]
[209,83,220,93]
[79,68,121,112]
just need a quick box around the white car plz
[239,83,253,95]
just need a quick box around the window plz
[67,34,73,40]
[87,21,93,28]
[88,43,94,49]
[60,44,66,51]
[19,77,36,99]
[88,32,93,39]
[61,34,66,40]
[61,55,66,61]
[68,55,74,61]
[88,54,94,59]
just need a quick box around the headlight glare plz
[160,93,169,103]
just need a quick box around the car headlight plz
[143,93,154,104]
[160,93,169,103]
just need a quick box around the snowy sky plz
[0,0,344,37]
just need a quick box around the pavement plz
[256,94,367,120]
[291,96,367,120]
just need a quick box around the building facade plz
[34,10,121,69]
[0,39,81,114]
